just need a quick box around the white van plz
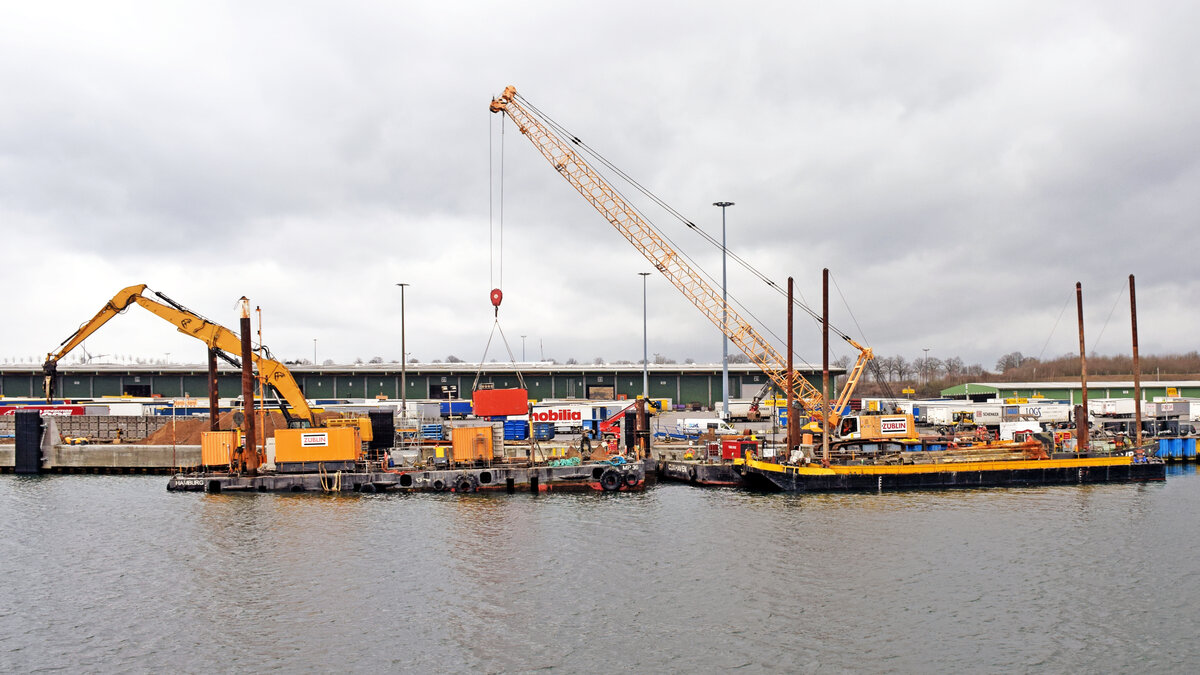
[676,418,738,436]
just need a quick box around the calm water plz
[2,466,1198,673]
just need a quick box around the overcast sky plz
[3,1,1197,372]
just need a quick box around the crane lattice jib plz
[490,87,825,411]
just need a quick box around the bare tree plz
[995,351,1025,373]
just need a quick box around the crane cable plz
[476,114,525,392]
[519,94,836,329]
[516,93,860,366]
[488,112,506,293]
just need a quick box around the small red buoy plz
[490,288,503,307]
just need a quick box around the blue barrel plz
[1169,438,1184,459]
[928,443,944,452]
[1156,438,1169,458]
[1184,438,1197,459]
[532,422,554,441]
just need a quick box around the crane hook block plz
[490,288,503,307]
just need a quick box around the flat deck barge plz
[168,459,649,494]
[737,453,1167,492]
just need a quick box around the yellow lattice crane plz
[489,85,873,425]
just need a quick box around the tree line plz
[852,350,1200,397]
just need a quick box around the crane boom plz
[43,284,316,427]
[489,86,871,423]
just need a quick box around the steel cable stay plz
[1035,291,1074,363]
[827,271,897,401]
[517,92,856,347]
[1090,283,1126,355]
[471,318,527,393]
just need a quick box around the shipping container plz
[451,426,494,463]
[503,420,529,441]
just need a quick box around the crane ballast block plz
[472,388,529,417]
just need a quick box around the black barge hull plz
[741,459,1167,493]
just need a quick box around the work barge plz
[167,458,650,494]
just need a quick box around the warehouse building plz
[1,362,837,408]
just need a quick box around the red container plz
[721,438,758,461]
[471,388,529,417]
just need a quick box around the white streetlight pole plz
[639,272,651,401]
[521,335,527,362]
[713,201,734,419]
[396,283,409,417]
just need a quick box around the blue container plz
[439,400,473,418]
[504,420,529,441]
[1184,438,1197,458]
[1157,438,1172,458]
[928,443,944,452]
[1169,438,1184,458]
[532,422,555,441]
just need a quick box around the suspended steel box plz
[472,388,529,417]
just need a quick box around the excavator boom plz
[490,86,872,425]
[43,285,316,427]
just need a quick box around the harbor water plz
[2,466,1198,672]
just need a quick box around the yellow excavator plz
[43,284,368,473]
[42,283,316,426]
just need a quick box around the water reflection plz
[0,469,1195,672]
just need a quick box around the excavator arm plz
[490,86,871,425]
[43,284,149,396]
[43,285,316,427]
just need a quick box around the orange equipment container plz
[472,388,529,416]
[451,426,494,463]
[275,427,361,464]
[201,430,240,467]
